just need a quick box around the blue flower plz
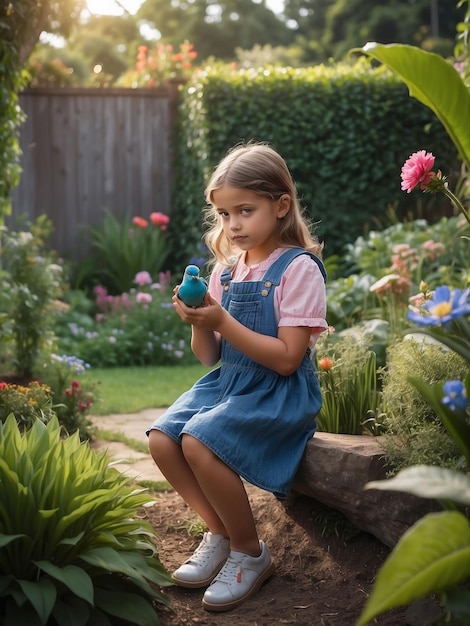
[407,285,470,326]
[442,380,468,411]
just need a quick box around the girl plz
[147,142,327,612]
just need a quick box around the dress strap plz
[262,247,327,285]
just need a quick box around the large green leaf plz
[94,588,161,626]
[17,577,57,624]
[34,561,94,604]
[355,43,470,170]
[357,511,470,625]
[365,465,470,506]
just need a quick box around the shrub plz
[0,381,55,429]
[170,59,457,269]
[55,274,196,368]
[0,415,172,625]
[38,354,98,441]
[1,216,63,379]
[380,337,468,473]
[85,209,171,295]
[315,329,384,435]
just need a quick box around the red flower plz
[132,216,148,229]
[0,382,7,390]
[400,150,436,193]
[71,380,80,389]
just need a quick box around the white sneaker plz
[202,541,275,612]
[172,531,230,588]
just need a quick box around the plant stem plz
[443,187,470,226]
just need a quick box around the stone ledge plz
[292,432,439,548]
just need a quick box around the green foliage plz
[357,508,470,626]
[38,354,98,441]
[0,415,172,625]
[325,214,469,348]
[380,337,468,473]
[315,330,383,435]
[85,209,171,294]
[1,217,63,378]
[356,43,470,172]
[55,280,196,368]
[170,60,457,268]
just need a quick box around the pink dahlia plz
[400,150,436,193]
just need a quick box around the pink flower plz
[134,271,152,286]
[136,292,152,304]
[150,212,170,230]
[400,150,436,193]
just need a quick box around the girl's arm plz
[190,324,221,367]
[173,293,312,376]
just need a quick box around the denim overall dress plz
[147,247,327,497]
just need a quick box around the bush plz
[55,274,196,368]
[0,380,55,429]
[38,354,98,441]
[0,216,63,379]
[0,415,172,625]
[315,329,384,435]
[380,337,468,473]
[170,59,457,269]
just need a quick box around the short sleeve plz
[275,255,327,334]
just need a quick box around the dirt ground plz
[142,484,408,626]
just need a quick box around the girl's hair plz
[203,142,322,266]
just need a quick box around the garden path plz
[90,408,166,482]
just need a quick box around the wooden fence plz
[11,86,178,261]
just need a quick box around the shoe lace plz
[214,554,245,584]
[187,536,220,566]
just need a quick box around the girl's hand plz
[172,291,227,330]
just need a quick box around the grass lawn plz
[88,363,212,415]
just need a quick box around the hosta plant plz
[0,415,172,625]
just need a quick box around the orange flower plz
[132,216,148,229]
[318,357,333,371]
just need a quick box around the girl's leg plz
[148,429,227,535]
[181,434,260,556]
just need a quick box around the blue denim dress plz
[147,247,326,497]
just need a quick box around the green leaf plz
[94,588,160,626]
[34,561,94,604]
[0,533,27,548]
[17,577,57,624]
[355,43,470,170]
[357,511,470,626]
[365,465,470,506]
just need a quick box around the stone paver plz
[90,408,167,483]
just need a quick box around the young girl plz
[147,142,327,612]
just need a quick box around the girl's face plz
[211,186,289,265]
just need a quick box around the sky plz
[86,0,284,17]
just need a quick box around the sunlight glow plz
[86,0,144,16]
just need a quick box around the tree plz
[137,0,292,61]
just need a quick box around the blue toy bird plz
[177,265,208,307]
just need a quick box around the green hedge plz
[170,60,457,270]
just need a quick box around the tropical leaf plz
[354,43,470,170]
[365,465,470,506]
[357,511,470,625]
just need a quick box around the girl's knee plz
[181,434,212,467]
[148,429,176,463]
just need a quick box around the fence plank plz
[11,88,174,262]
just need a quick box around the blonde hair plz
[203,142,322,267]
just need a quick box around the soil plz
[143,484,408,626]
